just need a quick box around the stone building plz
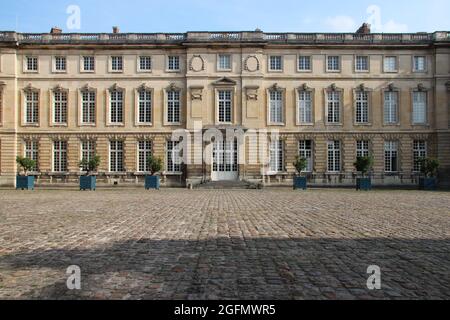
[0,26,449,187]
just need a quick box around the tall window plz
[110,140,124,172]
[413,140,427,172]
[138,140,152,172]
[269,56,282,71]
[167,56,180,71]
[83,56,95,71]
[110,90,124,123]
[167,141,181,173]
[138,89,152,124]
[327,56,340,71]
[355,91,369,124]
[269,139,284,173]
[111,56,123,71]
[139,56,152,71]
[356,140,370,158]
[218,54,231,70]
[53,141,67,172]
[355,56,369,71]
[269,90,283,123]
[218,90,232,123]
[81,90,96,124]
[53,91,68,124]
[384,141,398,173]
[298,140,313,172]
[0,88,2,124]
[25,91,39,124]
[384,91,398,124]
[298,56,311,71]
[384,56,397,72]
[167,90,180,124]
[412,91,427,124]
[26,56,38,71]
[327,141,341,172]
[81,140,95,170]
[54,56,66,71]
[327,91,340,123]
[413,56,426,72]
[25,140,39,171]
[298,91,312,124]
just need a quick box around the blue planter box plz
[16,176,34,190]
[293,176,307,190]
[145,175,160,190]
[419,177,437,191]
[80,176,96,191]
[356,178,372,191]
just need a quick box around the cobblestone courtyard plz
[0,189,449,300]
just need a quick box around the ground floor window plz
[53,140,67,172]
[269,139,284,173]
[167,141,181,173]
[81,141,96,171]
[25,140,39,171]
[413,140,427,173]
[110,140,124,172]
[327,141,341,172]
[356,140,370,158]
[298,140,313,172]
[384,141,398,173]
[138,140,153,172]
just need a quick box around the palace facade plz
[0,26,449,187]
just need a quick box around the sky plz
[0,0,449,33]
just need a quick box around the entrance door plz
[212,139,238,181]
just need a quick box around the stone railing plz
[0,31,447,45]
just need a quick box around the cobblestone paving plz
[0,189,449,300]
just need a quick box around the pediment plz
[213,77,237,86]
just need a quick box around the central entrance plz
[211,139,238,181]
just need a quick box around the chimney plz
[112,26,120,34]
[356,23,371,34]
[50,27,62,34]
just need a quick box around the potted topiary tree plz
[417,157,440,190]
[79,155,101,191]
[354,155,374,191]
[16,156,37,190]
[293,156,308,190]
[145,155,163,190]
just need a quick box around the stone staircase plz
[195,180,261,190]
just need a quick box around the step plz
[196,180,259,190]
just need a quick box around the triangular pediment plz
[213,77,237,86]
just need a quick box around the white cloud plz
[324,16,356,32]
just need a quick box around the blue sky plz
[0,0,449,33]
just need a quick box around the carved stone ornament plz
[81,84,95,92]
[388,83,395,91]
[134,134,156,141]
[109,83,124,92]
[137,83,152,92]
[52,84,66,92]
[446,81,450,92]
[301,83,309,91]
[330,83,337,91]
[245,86,259,101]
[24,83,38,92]
[21,134,41,142]
[77,134,98,142]
[417,83,426,91]
[359,83,366,91]
[190,86,204,101]
[49,134,70,141]
[244,55,260,72]
[167,83,181,91]
[107,134,127,141]
[189,55,205,72]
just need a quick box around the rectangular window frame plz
[81,56,95,73]
[327,140,341,173]
[413,56,427,73]
[355,55,370,72]
[412,90,428,125]
[268,55,283,72]
[24,56,38,73]
[269,139,284,174]
[137,140,153,173]
[384,141,399,173]
[297,55,312,72]
[217,89,233,124]
[53,56,67,73]
[413,140,427,173]
[52,90,68,125]
[217,54,232,71]
[298,140,313,172]
[110,56,123,73]
[383,90,400,125]
[80,89,96,126]
[166,140,182,173]
[354,90,370,125]
[325,90,342,125]
[167,55,181,72]
[383,55,398,73]
[109,140,125,173]
[326,55,341,73]
[53,140,68,173]
[138,56,152,73]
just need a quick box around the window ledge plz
[22,124,40,127]
[48,172,70,176]
[163,172,182,176]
